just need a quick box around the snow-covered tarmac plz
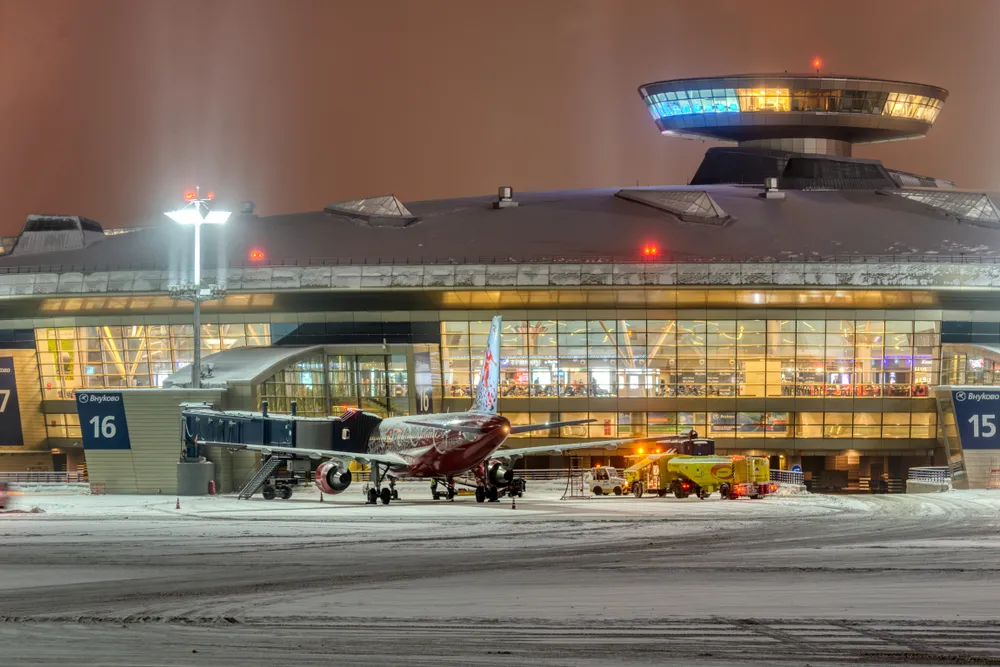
[3,486,1000,666]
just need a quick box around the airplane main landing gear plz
[367,462,393,505]
[475,486,486,503]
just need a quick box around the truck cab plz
[584,466,627,496]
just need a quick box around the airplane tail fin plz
[472,315,502,414]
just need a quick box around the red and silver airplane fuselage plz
[374,412,511,478]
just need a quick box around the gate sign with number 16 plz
[952,389,1000,450]
[75,391,132,450]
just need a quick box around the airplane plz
[196,315,645,504]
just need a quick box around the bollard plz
[208,480,216,496]
[319,491,324,503]
[511,494,516,510]
[175,497,181,510]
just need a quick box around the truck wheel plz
[672,481,684,499]
[279,485,293,500]
[633,483,644,498]
[593,486,603,496]
[720,483,731,500]
[261,485,276,500]
[475,487,486,503]
[613,486,622,496]
[697,488,708,500]
[657,489,666,498]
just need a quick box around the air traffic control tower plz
[639,74,949,188]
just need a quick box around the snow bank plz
[906,479,951,494]
[772,483,808,497]
[9,482,92,495]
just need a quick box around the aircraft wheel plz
[475,487,486,503]
[261,485,276,500]
[633,483,644,498]
[279,486,293,500]
[487,486,499,502]
[593,486,603,496]
[613,486,622,496]
[447,488,456,501]
[380,487,392,505]
[367,488,378,504]
[391,489,399,500]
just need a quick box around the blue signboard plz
[76,391,131,450]
[0,357,23,446]
[791,464,803,473]
[952,389,1000,450]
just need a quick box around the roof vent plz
[239,201,256,215]
[324,195,418,227]
[10,215,106,256]
[759,177,785,200]
[615,189,732,225]
[888,189,1000,227]
[493,186,519,209]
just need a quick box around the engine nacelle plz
[315,461,352,495]
[487,461,514,487]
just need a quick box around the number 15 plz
[969,414,996,438]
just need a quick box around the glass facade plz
[35,324,271,398]
[644,88,944,122]
[441,319,938,399]
[499,410,935,440]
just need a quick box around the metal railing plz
[908,466,950,483]
[0,471,87,484]
[770,469,804,485]
[4,252,1000,276]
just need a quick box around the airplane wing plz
[197,440,408,467]
[404,420,486,435]
[492,437,647,461]
[508,418,595,435]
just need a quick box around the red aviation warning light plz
[249,249,266,262]
[812,57,822,73]
[184,190,197,201]
[206,191,215,200]
[642,243,659,258]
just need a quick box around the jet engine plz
[487,461,514,487]
[315,460,352,495]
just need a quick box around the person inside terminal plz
[0,72,998,492]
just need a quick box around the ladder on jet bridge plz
[238,455,283,499]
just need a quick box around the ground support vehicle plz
[627,454,775,500]
[584,466,628,496]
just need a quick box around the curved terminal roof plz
[638,74,948,144]
[3,185,1000,272]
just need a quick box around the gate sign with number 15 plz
[75,391,132,450]
[952,389,1000,450]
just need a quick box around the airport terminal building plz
[0,73,997,491]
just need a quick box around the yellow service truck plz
[627,454,775,500]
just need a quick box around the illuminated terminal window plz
[441,319,939,400]
[644,88,943,121]
[35,324,271,399]
[499,410,935,440]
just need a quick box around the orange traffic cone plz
[175,497,180,510]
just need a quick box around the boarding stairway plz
[238,456,283,499]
